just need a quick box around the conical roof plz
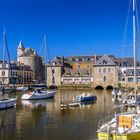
[18,41,24,49]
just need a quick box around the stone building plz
[93,55,120,89]
[16,62,33,84]
[119,67,140,88]
[46,61,63,87]
[65,56,96,70]
[46,54,140,89]
[17,41,45,83]
[0,61,33,85]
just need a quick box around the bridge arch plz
[49,85,58,89]
[106,86,113,90]
[95,86,104,90]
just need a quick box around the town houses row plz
[0,41,139,89]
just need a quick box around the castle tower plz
[17,42,45,83]
[17,41,24,62]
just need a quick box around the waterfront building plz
[120,67,140,88]
[0,61,33,85]
[16,62,33,84]
[46,56,70,87]
[17,41,45,83]
[93,55,120,89]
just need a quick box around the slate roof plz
[95,55,116,66]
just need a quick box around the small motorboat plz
[77,93,97,102]
[21,89,56,100]
[69,102,80,107]
[0,97,17,109]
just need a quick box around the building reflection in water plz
[0,108,16,139]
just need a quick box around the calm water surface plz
[0,90,118,140]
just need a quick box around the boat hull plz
[21,91,56,100]
[78,96,97,101]
[69,102,79,107]
[0,98,17,109]
[98,132,140,140]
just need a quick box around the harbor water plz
[0,89,118,140]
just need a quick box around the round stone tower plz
[17,41,45,83]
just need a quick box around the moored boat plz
[97,0,140,139]
[0,97,17,109]
[69,102,80,107]
[77,93,97,102]
[0,30,17,109]
[21,89,56,100]
[97,112,140,140]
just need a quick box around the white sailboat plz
[0,30,17,109]
[21,34,56,100]
[97,0,140,139]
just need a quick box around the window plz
[78,65,80,69]
[128,78,133,82]
[122,78,125,81]
[103,76,106,82]
[138,70,140,75]
[103,60,107,65]
[108,68,110,73]
[72,58,75,62]
[79,58,82,62]
[87,65,90,68]
[99,68,101,73]
[52,69,55,73]
[103,68,106,73]
[127,70,133,75]
[137,78,140,82]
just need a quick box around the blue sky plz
[0,0,139,61]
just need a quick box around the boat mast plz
[2,30,6,85]
[44,34,47,85]
[133,0,137,101]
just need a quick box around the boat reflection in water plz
[80,100,95,107]
[21,99,54,109]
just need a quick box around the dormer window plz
[79,58,82,62]
[72,58,75,62]
[53,62,56,66]
[103,60,107,65]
